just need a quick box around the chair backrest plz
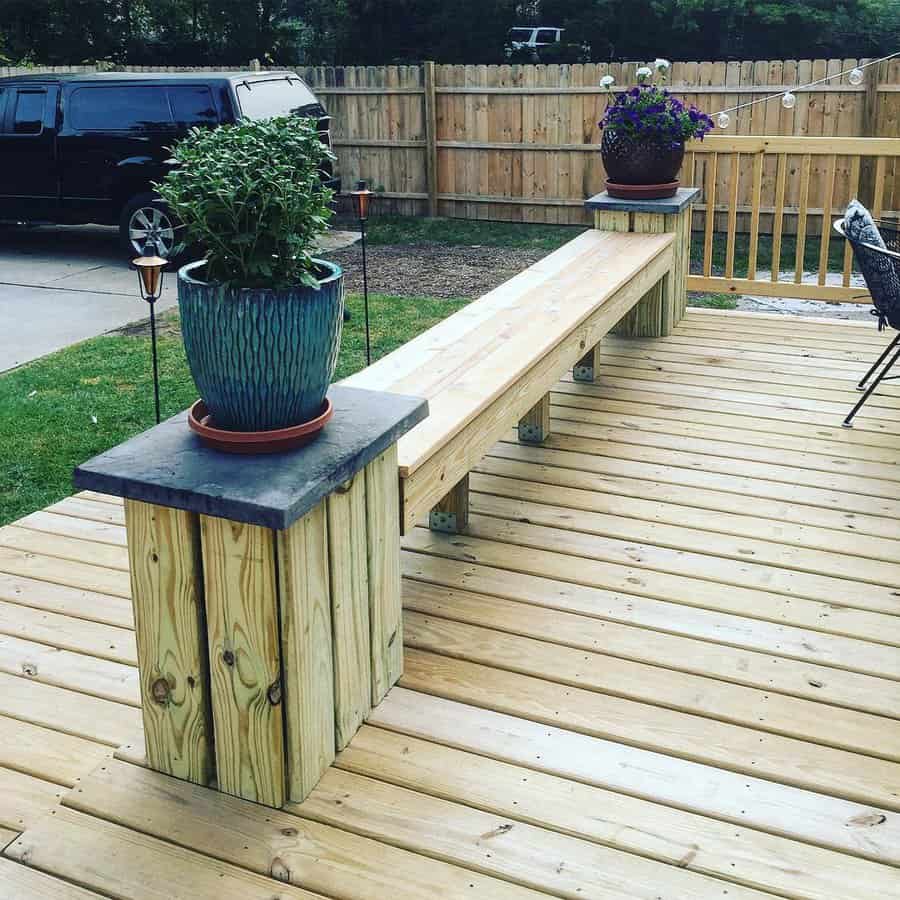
[834,216,900,330]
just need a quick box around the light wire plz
[717,51,900,117]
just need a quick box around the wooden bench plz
[345,228,675,533]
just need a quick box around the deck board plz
[1,309,898,898]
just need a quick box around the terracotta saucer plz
[605,180,680,200]
[188,398,333,454]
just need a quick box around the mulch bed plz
[328,241,548,300]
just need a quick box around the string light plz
[712,51,898,128]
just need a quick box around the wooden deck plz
[1,307,899,899]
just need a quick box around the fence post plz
[860,59,886,206]
[423,60,439,217]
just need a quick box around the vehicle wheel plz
[120,193,181,259]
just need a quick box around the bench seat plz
[343,228,674,532]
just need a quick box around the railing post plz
[423,61,439,218]
[585,189,700,337]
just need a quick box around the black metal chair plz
[833,216,900,427]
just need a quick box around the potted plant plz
[156,115,341,448]
[599,60,714,200]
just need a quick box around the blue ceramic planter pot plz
[177,259,344,432]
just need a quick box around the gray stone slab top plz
[74,385,428,530]
[584,188,700,215]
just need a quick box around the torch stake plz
[149,299,161,424]
[360,216,371,367]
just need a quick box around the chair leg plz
[855,332,900,391]
[843,341,900,427]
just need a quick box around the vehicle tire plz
[119,193,182,260]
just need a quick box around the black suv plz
[0,71,338,257]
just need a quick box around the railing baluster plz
[771,154,787,283]
[747,151,763,280]
[818,154,837,286]
[843,155,861,286]
[725,153,740,279]
[873,155,887,219]
[794,154,812,284]
[703,152,717,277]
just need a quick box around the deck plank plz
[0,572,132,628]
[402,580,900,718]
[0,857,106,899]
[0,670,141,746]
[0,714,111,786]
[472,460,900,560]
[0,633,139,706]
[469,487,900,586]
[0,766,65,832]
[402,529,900,642]
[369,688,900,866]
[4,807,331,900]
[64,758,553,900]
[401,551,900,678]
[338,725,900,900]
[488,439,900,540]
[294,767,775,900]
[399,648,900,810]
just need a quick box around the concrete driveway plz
[0,224,178,372]
[0,224,359,373]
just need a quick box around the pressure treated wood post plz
[74,386,428,809]
[429,474,469,533]
[123,500,215,788]
[586,189,699,337]
[518,393,551,442]
[573,344,602,383]
[423,61,439,217]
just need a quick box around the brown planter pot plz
[601,130,685,200]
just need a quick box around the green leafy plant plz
[156,116,335,289]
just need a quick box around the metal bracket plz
[518,422,546,443]
[573,364,595,382]
[429,510,458,533]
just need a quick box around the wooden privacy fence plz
[303,58,900,234]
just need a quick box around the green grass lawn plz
[361,215,586,251]
[0,291,467,526]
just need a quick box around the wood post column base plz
[79,386,428,810]
[589,189,699,338]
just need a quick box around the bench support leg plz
[573,343,602,383]
[429,474,469,533]
[518,393,551,443]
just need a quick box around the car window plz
[235,78,316,120]
[12,90,46,135]
[70,86,173,132]
[508,28,533,39]
[169,86,217,125]
[535,29,558,43]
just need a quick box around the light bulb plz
[717,111,730,129]
[848,67,864,86]
[781,91,796,109]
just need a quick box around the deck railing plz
[684,135,899,303]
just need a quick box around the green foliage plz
[2,0,899,65]
[688,292,738,309]
[156,116,335,288]
[600,84,714,143]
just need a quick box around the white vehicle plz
[505,26,564,55]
